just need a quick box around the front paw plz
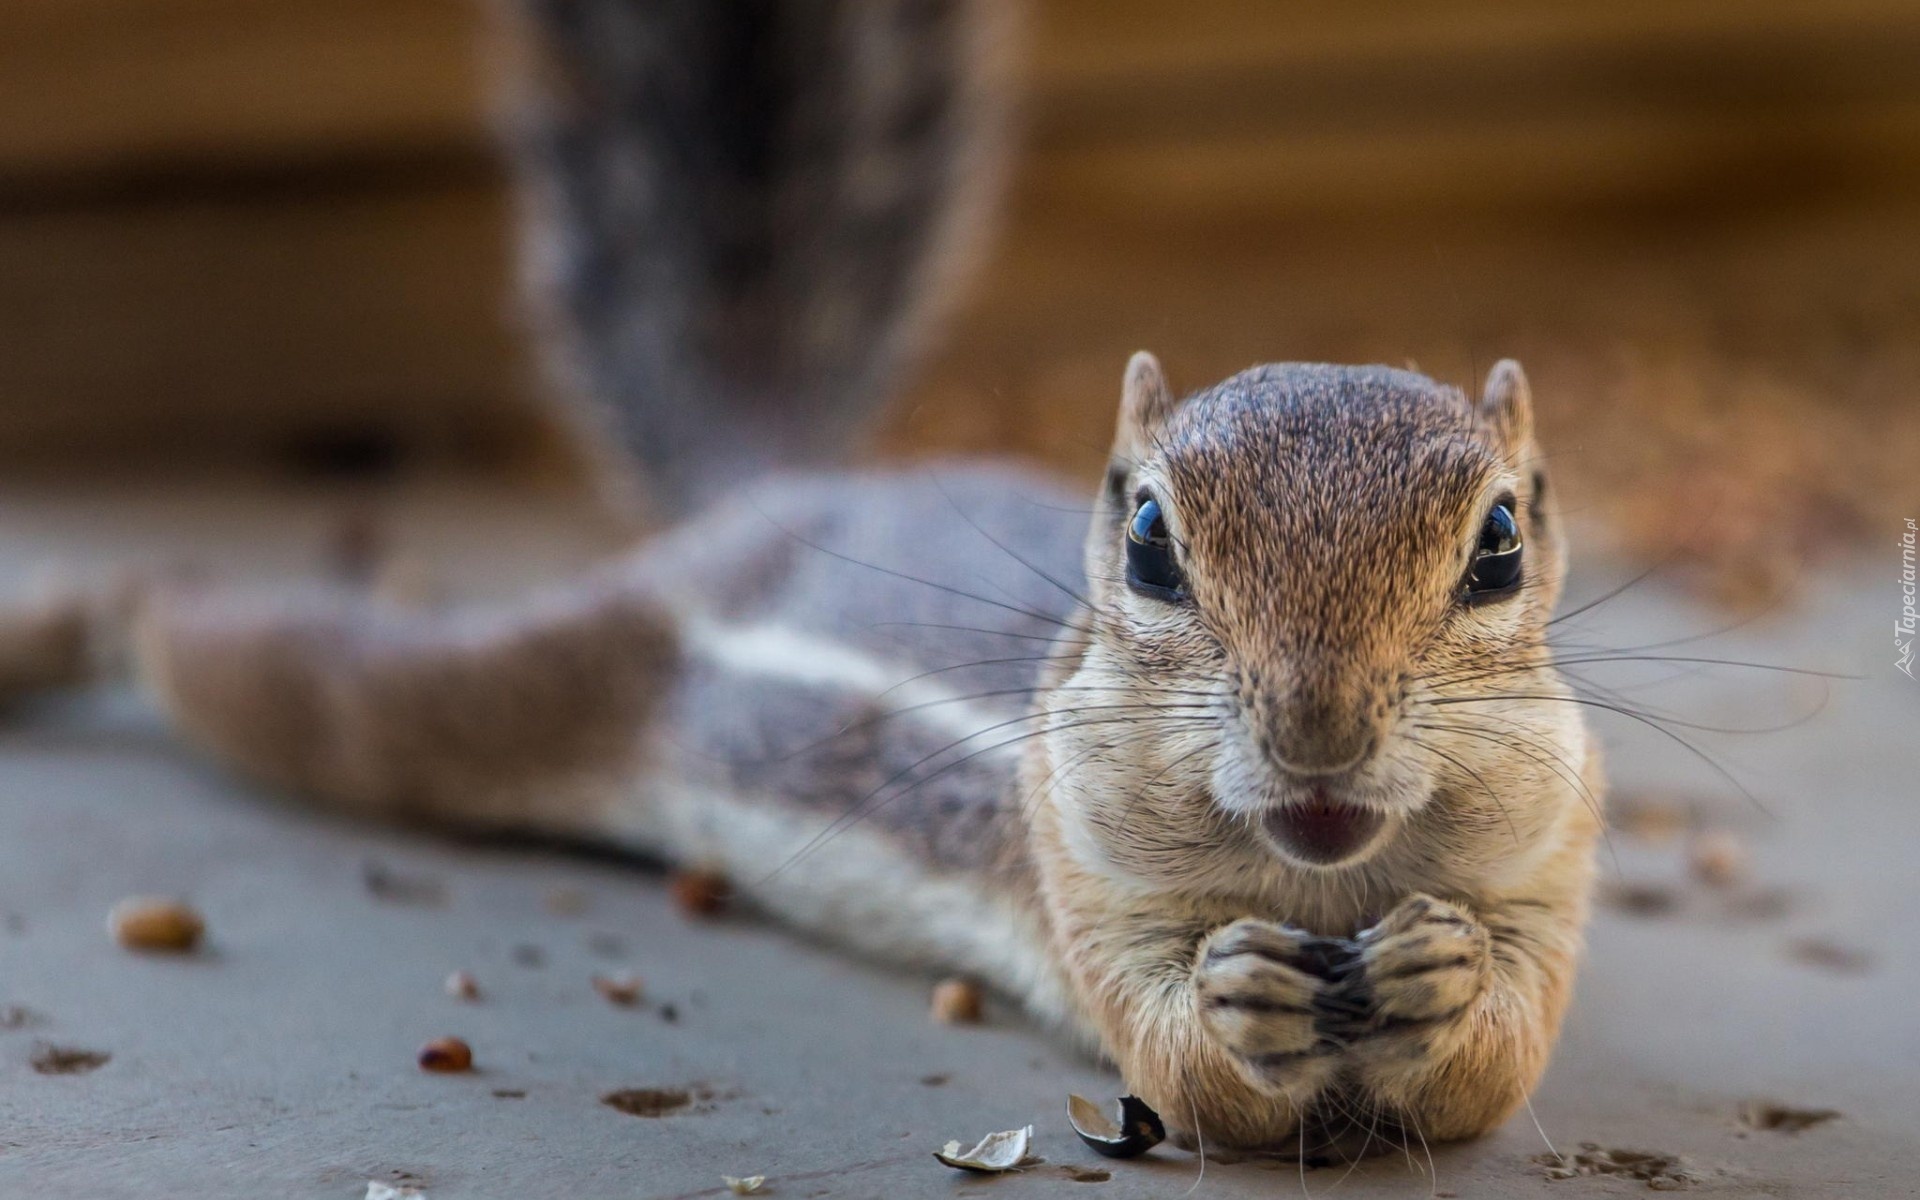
[1346,894,1492,1068]
[1194,918,1364,1091]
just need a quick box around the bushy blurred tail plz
[497,0,1017,514]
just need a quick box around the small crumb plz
[722,1175,767,1195]
[544,887,589,916]
[1739,1100,1840,1133]
[920,1073,950,1087]
[107,896,204,953]
[657,1003,680,1024]
[0,1005,43,1031]
[1687,829,1749,889]
[1059,1165,1111,1183]
[1787,937,1873,975]
[510,943,546,969]
[417,1037,473,1073]
[669,868,731,917]
[929,978,984,1025]
[30,1043,109,1075]
[444,971,480,1002]
[365,1183,424,1200]
[491,1088,526,1099]
[1601,880,1680,917]
[592,972,644,1006]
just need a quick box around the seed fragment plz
[722,1175,767,1195]
[444,971,480,1001]
[592,972,644,1006]
[1688,829,1749,888]
[417,1037,473,1072]
[30,1043,110,1075]
[929,978,984,1024]
[108,896,204,952]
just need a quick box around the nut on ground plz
[1688,829,1749,888]
[669,868,731,917]
[108,896,204,952]
[417,1036,474,1072]
[930,977,984,1024]
[592,972,644,1006]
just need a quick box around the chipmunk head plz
[1053,354,1574,886]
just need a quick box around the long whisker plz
[1428,692,1768,814]
[1402,731,1519,845]
[760,707,1217,878]
[750,499,1083,633]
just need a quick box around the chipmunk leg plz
[1038,839,1323,1148]
[1342,874,1588,1141]
[126,576,677,834]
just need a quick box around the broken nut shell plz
[1067,1093,1166,1159]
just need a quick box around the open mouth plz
[1261,789,1387,866]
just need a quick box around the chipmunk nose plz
[1245,666,1392,777]
[1267,704,1378,776]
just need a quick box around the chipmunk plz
[0,353,1599,1152]
[0,0,1597,1152]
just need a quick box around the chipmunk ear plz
[1478,358,1535,452]
[1105,351,1178,505]
[1113,351,1178,458]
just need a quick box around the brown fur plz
[1026,355,1597,1148]
[0,357,1597,1152]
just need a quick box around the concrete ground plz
[0,472,1912,1199]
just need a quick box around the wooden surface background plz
[2,0,1917,530]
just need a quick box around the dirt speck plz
[30,1043,109,1075]
[510,943,546,969]
[491,1088,527,1099]
[1058,1165,1111,1182]
[602,1086,714,1117]
[920,1073,950,1087]
[1536,1143,1695,1189]
[361,860,446,906]
[1602,881,1681,917]
[0,1005,42,1031]
[1787,937,1872,974]
[1740,1100,1840,1133]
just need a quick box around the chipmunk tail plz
[494,0,1020,516]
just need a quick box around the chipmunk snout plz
[1240,665,1397,778]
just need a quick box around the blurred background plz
[5,0,1917,604]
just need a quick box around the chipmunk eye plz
[1464,499,1523,602]
[1125,497,1187,602]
